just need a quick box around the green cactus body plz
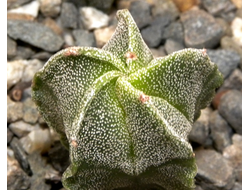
[31,9,223,190]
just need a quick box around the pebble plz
[22,97,40,124]
[79,7,109,30]
[200,0,235,16]
[150,46,166,58]
[150,0,179,20]
[94,26,115,48]
[129,0,152,29]
[180,9,223,48]
[31,51,53,61]
[9,120,38,138]
[7,0,40,18]
[40,0,61,17]
[141,25,162,48]
[15,45,36,60]
[206,49,241,79]
[215,17,232,37]
[223,134,242,182]
[7,12,35,21]
[231,17,242,47]
[7,20,64,52]
[43,17,63,35]
[151,13,172,29]
[218,90,242,134]
[218,69,242,92]
[195,148,235,190]
[63,31,75,47]
[7,60,25,90]
[7,36,17,59]
[7,148,31,190]
[162,21,184,43]
[22,59,44,83]
[60,2,78,29]
[20,127,52,154]
[7,128,14,144]
[231,182,242,190]
[188,108,212,146]
[164,38,185,55]
[209,111,233,152]
[10,137,32,175]
[220,36,242,56]
[7,95,23,123]
[231,0,242,8]
[72,29,96,47]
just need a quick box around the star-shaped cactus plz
[32,9,223,190]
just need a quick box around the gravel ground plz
[7,0,242,190]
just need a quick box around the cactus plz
[31,9,223,190]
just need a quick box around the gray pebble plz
[7,36,17,59]
[129,0,152,29]
[207,49,241,79]
[218,69,242,92]
[7,20,64,52]
[141,25,162,48]
[162,21,184,43]
[189,108,212,146]
[15,45,36,60]
[151,0,179,20]
[8,120,37,138]
[60,2,78,29]
[180,9,223,48]
[23,98,40,124]
[10,137,32,175]
[195,149,235,190]
[164,38,185,55]
[72,29,96,47]
[218,90,242,134]
[209,111,233,152]
[7,96,23,123]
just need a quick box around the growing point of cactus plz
[31,9,223,190]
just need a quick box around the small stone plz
[7,20,64,52]
[180,9,223,48]
[215,17,232,37]
[40,0,61,17]
[9,120,38,138]
[141,25,162,48]
[221,36,242,56]
[7,60,25,90]
[206,49,241,79]
[7,36,17,59]
[150,0,179,20]
[79,7,109,30]
[209,111,233,152]
[164,38,185,55]
[63,31,75,47]
[10,137,32,175]
[22,59,44,83]
[7,96,23,123]
[7,12,35,21]
[43,17,63,35]
[8,0,40,18]
[218,90,242,134]
[188,108,212,146]
[223,134,242,182]
[73,29,96,47]
[200,0,235,16]
[20,128,52,154]
[7,148,31,190]
[94,26,115,48]
[60,2,78,29]
[23,98,40,124]
[172,0,199,12]
[31,51,53,61]
[15,45,36,60]
[231,17,242,47]
[195,149,235,190]
[151,13,172,29]
[162,21,184,43]
[219,69,242,92]
[129,0,152,29]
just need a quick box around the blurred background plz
[7,0,242,190]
